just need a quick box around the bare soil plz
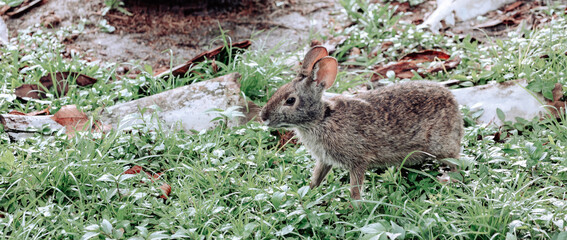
[6,0,342,70]
[4,0,553,71]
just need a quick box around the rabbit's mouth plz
[263,119,294,128]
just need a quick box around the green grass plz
[1,1,567,239]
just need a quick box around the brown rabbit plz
[260,46,463,200]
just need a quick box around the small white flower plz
[212,149,225,158]
[235,129,246,135]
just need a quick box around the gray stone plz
[451,79,546,126]
[100,72,247,132]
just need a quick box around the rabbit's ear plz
[302,46,328,73]
[312,57,338,90]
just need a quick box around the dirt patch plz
[4,0,556,71]
[6,0,342,69]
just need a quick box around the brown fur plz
[260,46,463,200]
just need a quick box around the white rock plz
[419,0,516,33]
[100,73,246,132]
[451,79,546,126]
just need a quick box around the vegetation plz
[1,1,566,239]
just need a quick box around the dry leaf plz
[0,5,10,15]
[6,0,42,17]
[310,39,322,47]
[540,51,567,59]
[51,105,89,137]
[51,105,88,126]
[72,73,98,86]
[15,84,43,99]
[123,165,170,199]
[278,131,298,150]
[28,107,50,116]
[545,83,566,118]
[473,19,505,29]
[9,108,50,116]
[156,40,252,78]
[400,50,450,63]
[427,55,462,74]
[8,110,26,115]
[381,41,393,51]
[391,1,410,13]
[159,183,171,199]
[39,73,69,97]
[15,72,97,99]
[40,11,60,28]
[504,1,523,13]
[372,62,419,80]
[123,165,144,175]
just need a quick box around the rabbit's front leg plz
[309,160,332,189]
[349,167,366,200]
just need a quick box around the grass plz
[1,1,567,239]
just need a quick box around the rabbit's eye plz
[285,97,296,106]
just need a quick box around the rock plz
[0,17,8,45]
[419,0,516,33]
[100,72,249,132]
[0,114,63,141]
[451,79,545,126]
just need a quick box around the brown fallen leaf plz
[156,40,252,78]
[39,73,69,97]
[322,35,348,54]
[40,11,60,28]
[0,5,10,15]
[51,105,89,137]
[51,105,87,126]
[473,19,505,29]
[41,72,97,88]
[124,165,144,175]
[159,183,171,199]
[6,0,42,17]
[15,84,44,99]
[427,55,462,74]
[473,16,518,29]
[345,47,362,66]
[400,50,451,63]
[545,83,566,118]
[381,41,393,51]
[93,121,113,134]
[372,61,419,80]
[390,1,410,13]
[15,72,97,99]
[9,108,50,116]
[504,1,523,13]
[278,130,298,150]
[310,39,322,47]
[211,59,218,74]
[540,51,567,59]
[123,165,171,199]
[8,110,26,115]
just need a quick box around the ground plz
[6,0,342,70]
[6,0,548,71]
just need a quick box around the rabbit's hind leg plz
[349,166,367,200]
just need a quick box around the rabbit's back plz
[300,81,462,169]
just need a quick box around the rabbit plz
[260,46,463,200]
